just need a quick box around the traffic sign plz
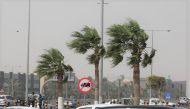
[78,77,93,94]
[164,92,171,99]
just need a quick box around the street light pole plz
[186,0,190,98]
[99,0,104,104]
[26,0,31,102]
[99,0,108,104]
[149,30,154,99]
[146,29,171,98]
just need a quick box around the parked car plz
[148,98,176,107]
[6,106,38,109]
[0,95,14,106]
[120,98,134,105]
[64,99,77,108]
[179,97,189,105]
[15,97,25,106]
[149,98,163,105]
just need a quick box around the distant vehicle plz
[27,94,38,100]
[149,98,176,107]
[81,83,90,87]
[76,104,177,109]
[149,98,163,105]
[139,99,145,105]
[179,97,189,105]
[6,106,38,109]
[15,97,25,106]
[121,98,134,105]
[0,95,14,106]
[104,99,121,104]
[64,100,77,108]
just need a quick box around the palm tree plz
[67,26,105,103]
[106,19,156,105]
[146,75,166,98]
[35,48,73,98]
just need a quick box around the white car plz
[0,95,14,106]
[76,104,126,109]
[6,106,38,109]
[64,100,72,107]
[149,98,163,105]
[179,97,189,104]
[148,98,176,107]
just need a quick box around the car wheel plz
[7,102,10,107]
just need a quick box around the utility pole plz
[99,0,108,104]
[118,79,121,99]
[186,0,190,98]
[146,29,171,98]
[99,0,104,103]
[26,0,31,102]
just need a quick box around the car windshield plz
[6,96,13,100]
[0,96,4,99]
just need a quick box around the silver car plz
[0,95,14,106]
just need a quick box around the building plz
[139,77,186,99]
[0,71,40,99]
[169,81,186,98]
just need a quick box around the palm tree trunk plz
[57,73,63,97]
[159,88,161,99]
[95,62,99,103]
[133,64,140,105]
[57,73,64,109]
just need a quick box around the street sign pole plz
[84,95,86,105]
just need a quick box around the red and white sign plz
[78,77,92,94]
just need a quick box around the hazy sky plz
[0,0,189,82]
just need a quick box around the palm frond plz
[68,26,101,54]
[141,53,150,67]
[112,54,123,67]
[35,48,73,79]
[63,64,73,72]
[106,44,124,58]
[62,76,68,84]
[99,46,106,57]
[150,49,156,58]
[142,49,156,67]
[87,54,96,64]
[106,19,154,68]
[127,54,141,66]
[47,48,64,62]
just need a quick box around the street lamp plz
[146,29,171,98]
[99,0,108,104]
[26,0,31,102]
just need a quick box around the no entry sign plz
[78,77,92,94]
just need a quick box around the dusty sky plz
[0,0,189,82]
